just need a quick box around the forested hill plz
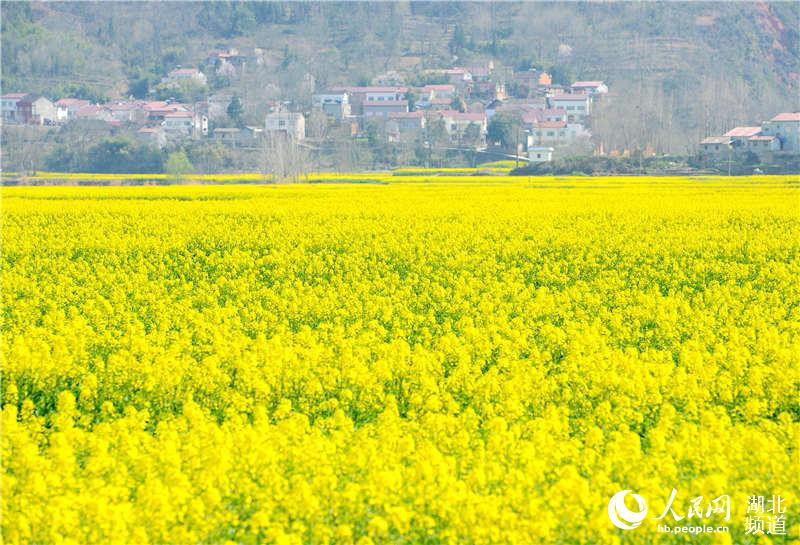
[2,1,799,152]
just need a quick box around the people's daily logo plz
[608,490,648,530]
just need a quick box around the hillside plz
[1,1,798,153]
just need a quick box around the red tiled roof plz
[723,126,761,137]
[164,111,194,118]
[2,93,29,100]
[571,81,604,88]
[770,112,800,122]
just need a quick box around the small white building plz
[528,146,554,162]
[55,98,91,122]
[548,93,591,122]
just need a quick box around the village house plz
[421,84,456,101]
[528,146,554,163]
[387,110,425,133]
[55,98,91,122]
[365,87,409,102]
[761,112,800,152]
[329,86,407,115]
[144,102,191,123]
[1,93,29,121]
[699,136,732,157]
[162,111,207,140]
[434,110,487,142]
[265,110,305,140]
[16,95,57,125]
[548,93,591,122]
[312,91,351,119]
[442,68,473,86]
[528,121,568,146]
[723,126,762,149]
[107,101,148,124]
[570,81,609,95]
[747,135,780,152]
[363,100,409,118]
[212,126,263,147]
[164,67,208,86]
[75,104,114,123]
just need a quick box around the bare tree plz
[262,133,310,183]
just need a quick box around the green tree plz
[227,96,244,127]
[486,112,522,150]
[165,150,193,182]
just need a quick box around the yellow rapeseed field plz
[1,177,798,545]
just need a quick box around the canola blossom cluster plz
[1,177,799,545]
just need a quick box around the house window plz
[547,131,554,137]
[278,120,286,128]
[536,153,542,159]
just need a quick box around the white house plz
[761,112,800,152]
[528,146,554,162]
[548,93,591,122]
[55,98,91,122]
[163,111,207,139]
[570,81,608,95]
[365,87,408,102]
